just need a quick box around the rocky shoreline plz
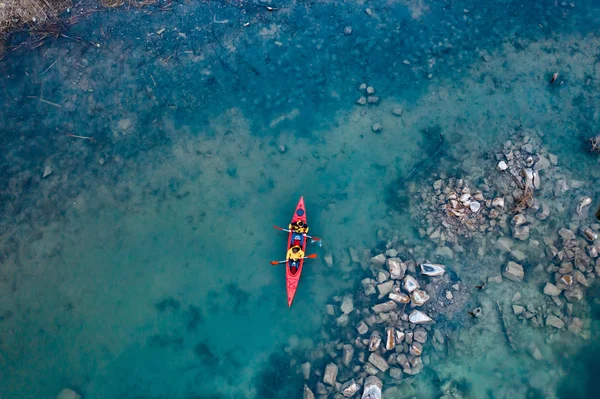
[298,129,598,398]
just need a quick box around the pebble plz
[357,321,369,335]
[278,144,287,153]
[366,86,375,95]
[371,123,382,133]
[367,96,379,104]
[341,296,354,314]
[408,310,434,324]
[392,107,403,116]
[356,96,367,105]
[343,26,353,35]
[341,379,360,397]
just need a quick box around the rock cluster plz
[415,176,504,243]
[301,250,452,398]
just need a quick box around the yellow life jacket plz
[286,246,305,261]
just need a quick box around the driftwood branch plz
[496,300,516,351]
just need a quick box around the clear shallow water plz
[1,0,600,398]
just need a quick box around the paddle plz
[270,253,317,265]
[273,225,322,242]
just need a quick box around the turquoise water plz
[1,0,600,398]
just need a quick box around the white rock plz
[408,310,434,324]
[470,201,481,212]
[371,123,382,133]
[460,193,471,203]
[343,26,353,35]
[420,263,445,276]
[43,165,53,178]
[410,289,430,306]
[341,296,354,314]
[502,261,524,282]
[496,161,508,171]
[402,275,419,293]
[323,363,338,385]
[576,196,592,215]
[56,389,81,399]
[366,86,375,94]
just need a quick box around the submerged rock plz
[303,384,315,399]
[341,295,354,314]
[323,363,338,385]
[543,283,562,296]
[361,376,382,399]
[546,315,565,329]
[56,389,81,399]
[420,263,446,276]
[368,352,389,372]
[413,327,428,343]
[503,261,524,282]
[302,362,311,379]
[372,300,397,313]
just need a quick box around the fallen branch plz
[66,133,96,143]
[496,300,516,351]
[40,98,62,108]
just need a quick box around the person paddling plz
[286,245,305,271]
[289,220,309,234]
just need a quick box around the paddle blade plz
[270,261,280,265]
[305,254,318,259]
[273,225,286,231]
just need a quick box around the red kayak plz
[286,197,308,307]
